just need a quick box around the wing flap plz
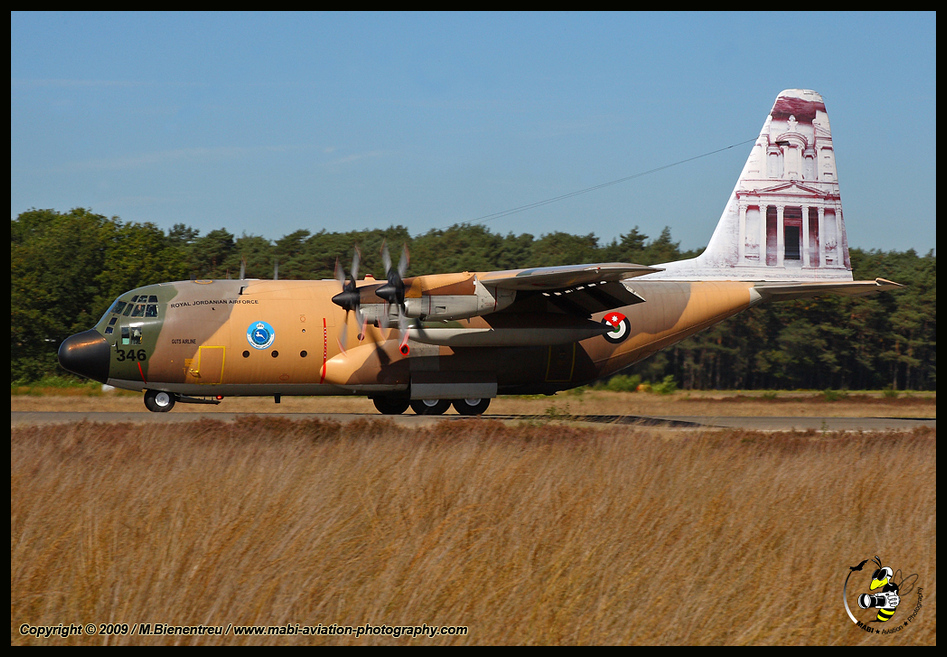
[540,280,646,316]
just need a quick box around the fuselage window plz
[121,326,143,345]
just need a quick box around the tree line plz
[11,208,936,390]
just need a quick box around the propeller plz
[331,248,366,352]
[376,241,411,355]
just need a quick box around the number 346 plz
[116,348,147,362]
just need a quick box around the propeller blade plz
[376,242,408,307]
[331,247,363,312]
[338,310,350,354]
[331,247,366,353]
[350,247,360,282]
[398,243,409,278]
[381,240,392,274]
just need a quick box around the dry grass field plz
[9,388,938,418]
[11,408,936,645]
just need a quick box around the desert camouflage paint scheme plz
[59,90,900,413]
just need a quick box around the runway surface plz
[10,411,936,431]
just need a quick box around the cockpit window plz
[98,298,125,326]
[100,294,160,326]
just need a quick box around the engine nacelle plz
[359,276,516,324]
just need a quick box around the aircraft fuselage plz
[64,277,757,401]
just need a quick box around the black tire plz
[372,396,410,415]
[410,399,452,415]
[144,389,177,413]
[452,398,490,416]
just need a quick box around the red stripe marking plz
[137,361,147,384]
[320,317,327,384]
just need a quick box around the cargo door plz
[186,346,226,385]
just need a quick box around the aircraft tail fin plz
[651,89,853,282]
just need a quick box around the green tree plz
[96,220,188,297]
[601,226,649,263]
[232,234,275,280]
[12,209,114,379]
[186,228,236,279]
[495,232,535,270]
[530,232,599,267]
[643,226,682,264]
[411,224,501,274]
[273,230,311,279]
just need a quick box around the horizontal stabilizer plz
[753,278,903,301]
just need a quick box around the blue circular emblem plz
[246,320,275,350]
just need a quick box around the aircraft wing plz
[480,263,659,317]
[479,262,661,290]
[752,278,903,301]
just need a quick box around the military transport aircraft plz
[59,89,900,414]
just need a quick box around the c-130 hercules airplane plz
[59,89,900,414]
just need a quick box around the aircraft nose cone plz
[58,329,111,384]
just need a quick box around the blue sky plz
[11,12,936,253]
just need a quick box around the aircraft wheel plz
[372,396,410,415]
[144,389,177,413]
[410,399,451,415]
[452,398,490,416]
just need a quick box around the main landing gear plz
[373,397,491,416]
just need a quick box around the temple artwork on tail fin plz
[651,89,853,282]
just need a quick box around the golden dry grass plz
[10,389,937,418]
[11,418,936,645]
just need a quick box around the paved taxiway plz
[10,412,935,431]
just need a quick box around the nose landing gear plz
[144,389,176,412]
[142,390,222,412]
